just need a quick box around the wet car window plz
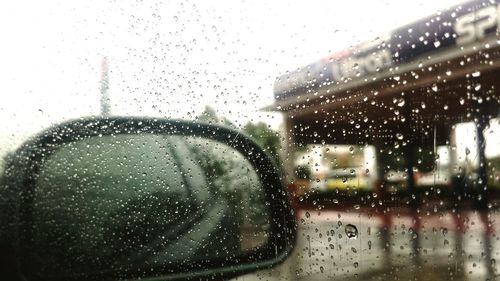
[1,0,499,280]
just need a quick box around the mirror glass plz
[29,134,270,277]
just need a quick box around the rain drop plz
[441,228,448,235]
[345,224,358,239]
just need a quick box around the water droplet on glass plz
[441,228,448,235]
[345,224,358,239]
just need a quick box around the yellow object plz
[325,177,367,190]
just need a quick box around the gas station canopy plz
[268,0,500,146]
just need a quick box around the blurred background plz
[1,0,499,280]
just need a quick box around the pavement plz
[233,208,500,281]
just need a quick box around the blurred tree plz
[191,108,276,226]
[192,106,237,183]
[196,106,236,128]
[243,122,282,166]
[196,106,282,166]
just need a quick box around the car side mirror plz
[0,117,296,281]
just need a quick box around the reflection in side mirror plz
[32,134,270,276]
[2,118,295,281]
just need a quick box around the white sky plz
[1,0,495,164]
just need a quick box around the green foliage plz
[242,122,282,166]
[191,108,276,227]
[196,106,282,166]
[187,138,268,228]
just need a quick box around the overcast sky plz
[2,0,496,163]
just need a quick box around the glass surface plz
[30,134,269,277]
[0,0,499,280]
